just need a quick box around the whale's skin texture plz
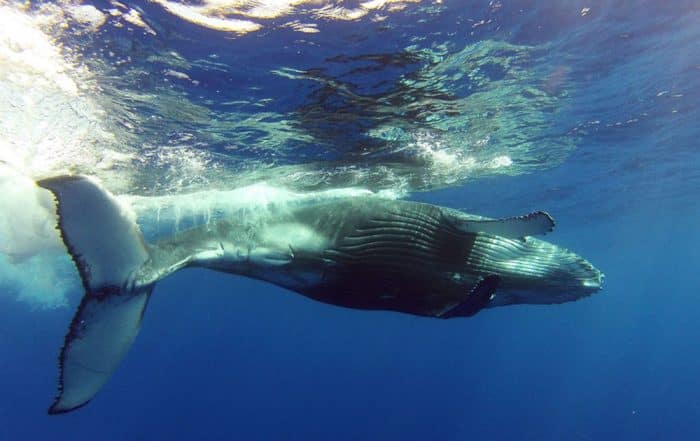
[144,197,601,317]
[37,175,602,414]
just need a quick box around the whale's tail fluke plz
[38,176,153,415]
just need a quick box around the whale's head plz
[470,234,603,307]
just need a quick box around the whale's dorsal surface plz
[38,175,602,414]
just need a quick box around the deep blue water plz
[1,0,700,440]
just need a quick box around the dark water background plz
[1,0,699,439]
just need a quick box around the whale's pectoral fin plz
[249,247,294,266]
[439,275,500,318]
[48,286,152,414]
[38,175,153,414]
[453,211,554,238]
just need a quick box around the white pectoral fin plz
[249,247,294,266]
[48,287,152,414]
[455,211,555,238]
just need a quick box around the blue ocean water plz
[0,1,699,440]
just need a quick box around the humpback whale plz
[37,175,602,414]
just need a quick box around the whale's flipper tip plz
[454,211,554,238]
[440,275,501,318]
[38,175,153,414]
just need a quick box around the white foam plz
[68,5,107,31]
[0,252,78,310]
[0,4,126,183]
[490,155,513,168]
[0,5,79,95]
[0,167,63,262]
[152,0,417,34]
[0,166,79,308]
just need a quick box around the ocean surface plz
[0,0,699,440]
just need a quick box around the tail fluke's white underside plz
[38,176,152,414]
